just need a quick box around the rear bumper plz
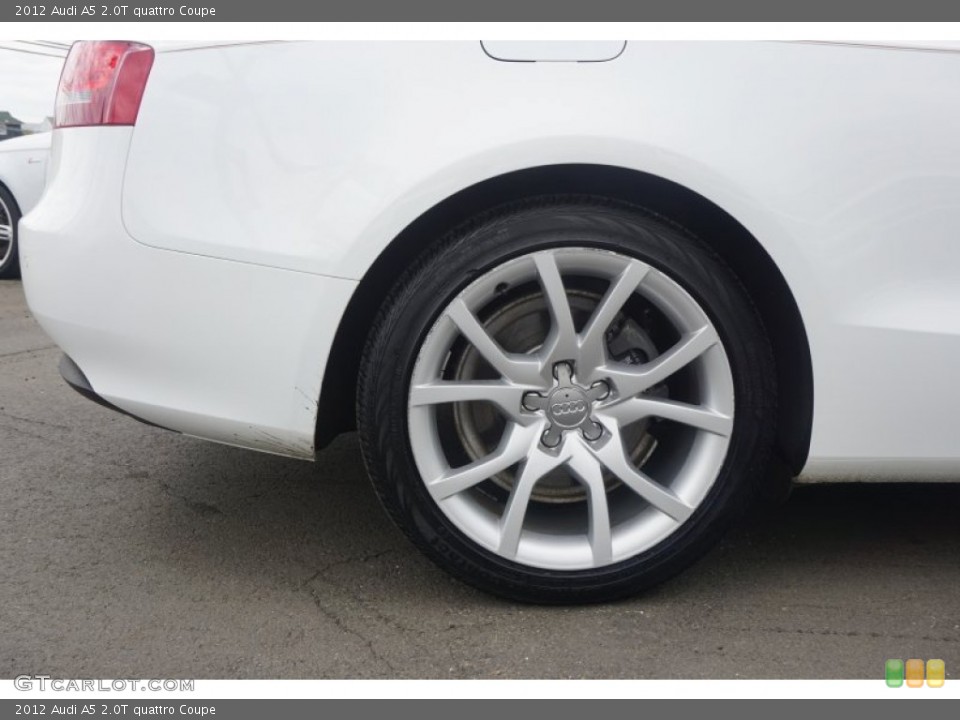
[59,353,171,431]
[21,127,358,459]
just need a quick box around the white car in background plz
[21,40,960,602]
[0,132,49,279]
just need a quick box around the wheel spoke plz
[0,224,11,242]
[567,443,613,565]
[428,422,538,501]
[533,251,578,363]
[604,325,719,399]
[600,397,732,436]
[498,446,568,558]
[410,381,536,424]
[578,260,650,368]
[592,423,694,522]
[410,245,735,571]
[445,298,542,385]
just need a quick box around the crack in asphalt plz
[0,419,55,443]
[299,549,397,586]
[0,344,57,361]
[0,409,72,431]
[305,579,399,675]
[306,553,425,639]
[716,624,960,643]
[299,549,404,675]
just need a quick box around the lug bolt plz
[541,425,563,448]
[553,362,574,384]
[590,380,611,401]
[522,391,546,412]
[582,421,603,442]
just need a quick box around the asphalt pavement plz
[2,278,958,679]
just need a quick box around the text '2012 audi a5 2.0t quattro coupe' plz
[21,40,960,602]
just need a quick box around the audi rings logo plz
[551,400,587,416]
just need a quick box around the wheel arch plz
[317,164,813,477]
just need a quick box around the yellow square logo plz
[927,659,945,688]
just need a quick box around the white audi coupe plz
[21,40,960,602]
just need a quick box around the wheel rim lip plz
[0,195,13,268]
[407,246,735,571]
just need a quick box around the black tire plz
[357,198,777,603]
[0,184,22,280]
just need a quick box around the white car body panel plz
[480,41,627,61]
[23,128,354,459]
[21,41,960,477]
[0,132,50,216]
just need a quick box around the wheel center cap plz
[521,362,609,447]
[546,386,590,428]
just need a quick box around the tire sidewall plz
[359,200,775,602]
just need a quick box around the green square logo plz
[886,659,905,687]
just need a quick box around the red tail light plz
[55,41,155,128]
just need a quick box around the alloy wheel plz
[407,247,735,571]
